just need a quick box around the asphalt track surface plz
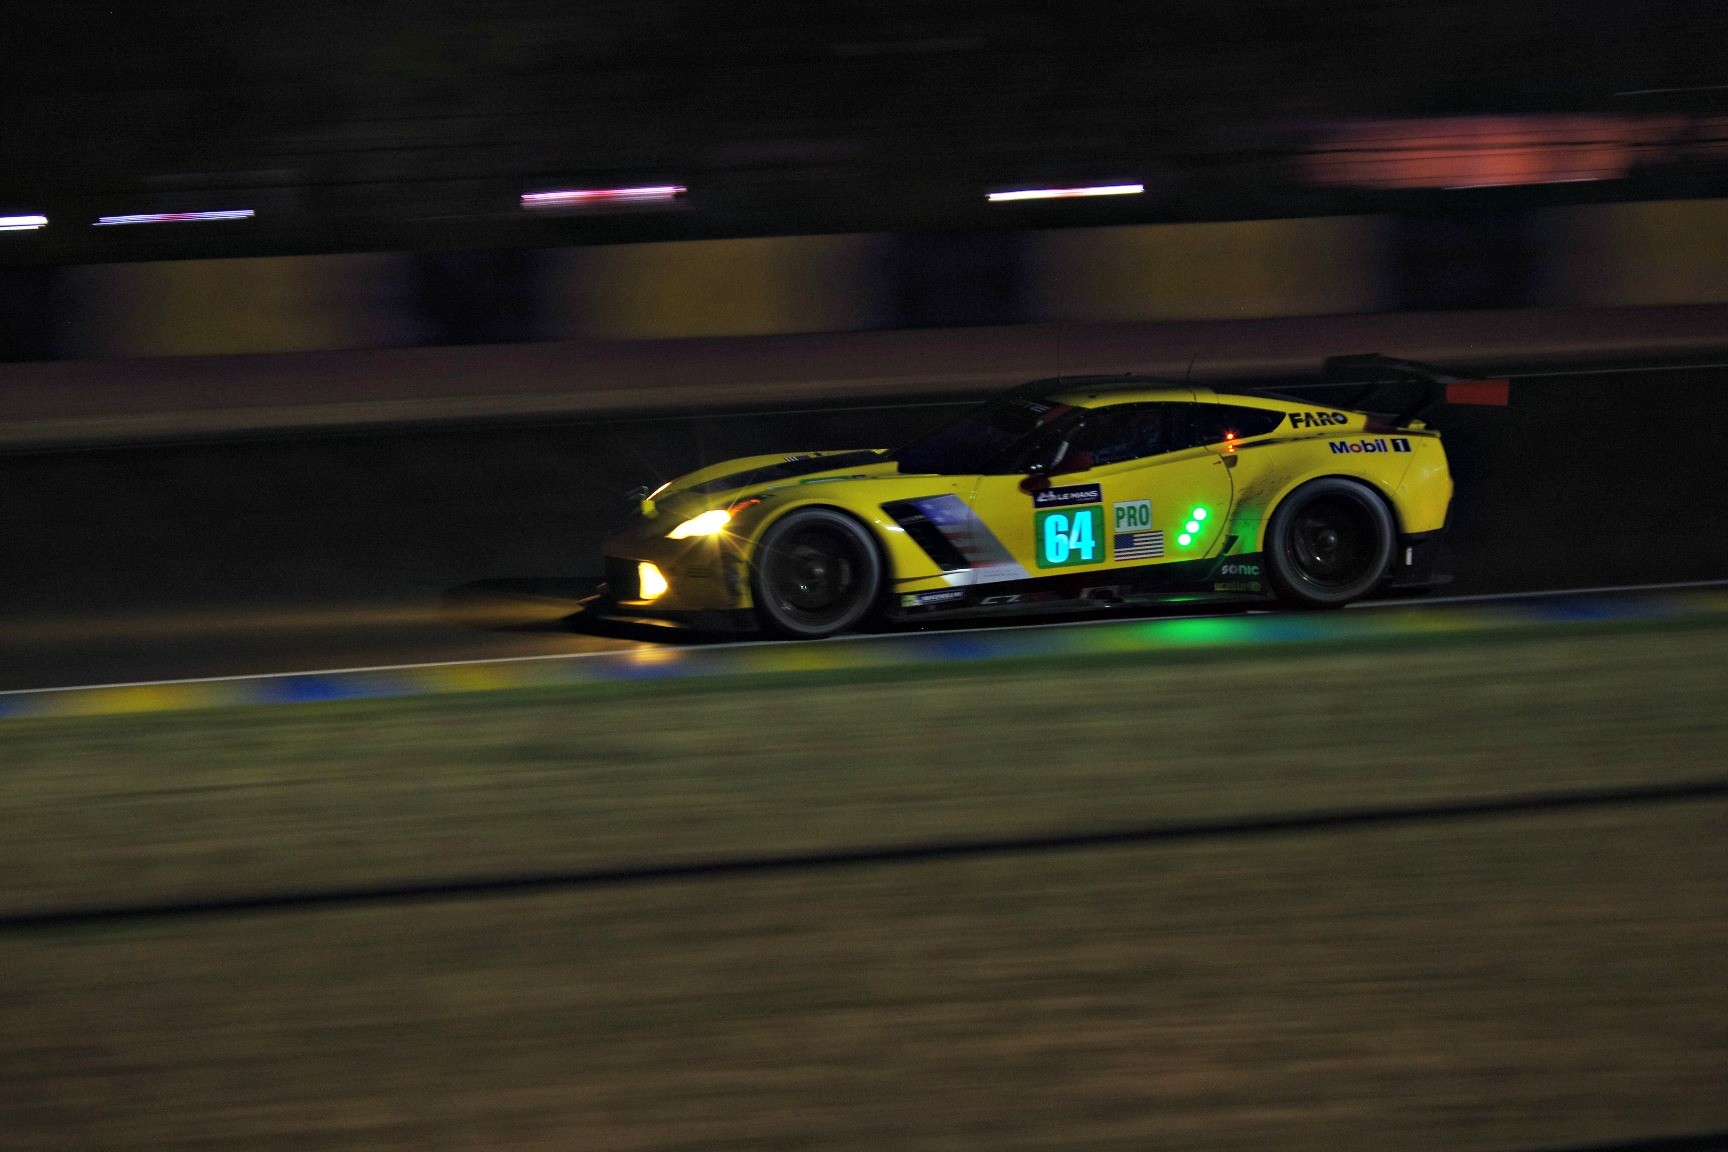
[3,361,1727,693]
[3,581,1726,720]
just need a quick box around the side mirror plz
[1019,462,1051,494]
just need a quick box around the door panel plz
[966,446,1234,581]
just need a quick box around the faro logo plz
[1290,411,1348,429]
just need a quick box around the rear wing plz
[1259,354,1511,426]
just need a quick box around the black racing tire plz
[1264,478,1396,608]
[750,508,884,638]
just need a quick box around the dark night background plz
[4,1,1728,260]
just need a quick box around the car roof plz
[1014,375,1228,409]
[1014,374,1184,408]
[1018,374,1323,415]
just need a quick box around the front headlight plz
[638,562,669,599]
[667,508,731,539]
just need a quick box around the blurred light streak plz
[1305,116,1634,189]
[1615,83,1728,96]
[1301,115,1728,190]
[522,186,685,209]
[94,209,255,226]
[987,184,1144,202]
[0,214,47,231]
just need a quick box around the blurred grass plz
[3,810,1725,1151]
[3,623,1728,914]
[2,622,1726,1149]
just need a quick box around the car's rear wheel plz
[1265,478,1395,608]
[751,508,883,638]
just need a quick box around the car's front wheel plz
[751,508,884,638]
[1265,478,1395,608]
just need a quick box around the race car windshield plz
[893,399,1072,474]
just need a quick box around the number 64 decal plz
[1035,507,1101,568]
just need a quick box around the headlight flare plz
[667,509,732,539]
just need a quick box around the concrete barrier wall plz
[57,254,420,358]
[1026,217,1394,322]
[546,234,889,340]
[1532,199,1728,308]
[22,198,1728,361]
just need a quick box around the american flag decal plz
[904,494,1030,584]
[1113,530,1165,561]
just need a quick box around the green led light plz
[1184,520,1200,534]
[1177,532,1193,546]
[1192,508,1208,521]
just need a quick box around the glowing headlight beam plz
[0,215,47,231]
[522,185,686,209]
[94,209,256,226]
[638,562,669,600]
[987,183,1144,203]
[667,509,732,539]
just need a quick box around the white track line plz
[1349,577,1728,609]
[6,577,1726,699]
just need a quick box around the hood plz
[645,449,895,517]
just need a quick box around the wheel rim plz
[1285,494,1379,591]
[763,525,869,628]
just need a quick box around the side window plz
[1007,417,1083,474]
[1192,403,1285,445]
[1052,405,1172,473]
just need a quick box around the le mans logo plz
[1032,483,1102,508]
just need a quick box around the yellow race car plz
[594,355,1507,637]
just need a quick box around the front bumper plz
[598,518,754,620]
[581,588,759,634]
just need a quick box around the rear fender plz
[1246,471,1407,553]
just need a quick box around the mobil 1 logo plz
[1034,484,1102,568]
[1329,437,1411,454]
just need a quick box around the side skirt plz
[887,553,1274,622]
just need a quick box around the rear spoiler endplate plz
[1247,354,1510,425]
